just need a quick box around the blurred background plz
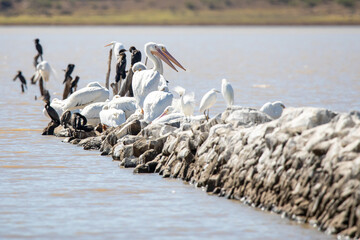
[0,0,359,25]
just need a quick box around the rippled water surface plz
[1,26,358,239]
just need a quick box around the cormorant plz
[62,64,75,100]
[72,113,93,132]
[70,76,80,94]
[13,71,27,93]
[60,111,72,128]
[119,46,142,97]
[34,38,43,67]
[43,90,60,125]
[114,49,127,94]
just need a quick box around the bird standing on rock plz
[199,88,220,121]
[221,78,234,108]
[260,101,286,119]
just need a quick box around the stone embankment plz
[48,106,360,238]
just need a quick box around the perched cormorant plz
[42,90,60,125]
[71,113,93,132]
[70,76,80,94]
[119,46,142,97]
[13,71,27,93]
[114,49,127,94]
[129,46,142,66]
[60,111,72,128]
[62,64,75,99]
[63,64,75,83]
[34,38,43,67]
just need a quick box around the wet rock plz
[133,139,149,157]
[78,136,102,150]
[42,121,59,135]
[139,149,158,164]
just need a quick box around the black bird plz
[70,76,80,94]
[60,111,72,128]
[119,46,142,97]
[63,64,75,84]
[13,71,27,93]
[72,113,93,132]
[62,64,75,99]
[34,38,43,67]
[42,90,60,125]
[114,49,127,95]
[129,46,142,66]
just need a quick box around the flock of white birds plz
[39,41,285,129]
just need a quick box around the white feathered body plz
[37,61,51,82]
[260,101,285,119]
[143,91,173,123]
[113,42,125,60]
[132,69,167,108]
[99,107,126,128]
[199,89,218,113]
[62,82,109,111]
[107,96,137,119]
[221,79,234,107]
[80,101,108,126]
[153,112,184,124]
[173,86,195,117]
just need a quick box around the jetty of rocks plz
[44,106,360,239]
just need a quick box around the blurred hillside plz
[0,0,359,25]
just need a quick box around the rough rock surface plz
[46,106,360,239]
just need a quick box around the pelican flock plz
[14,38,285,135]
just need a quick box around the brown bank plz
[44,106,360,239]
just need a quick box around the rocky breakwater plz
[50,106,360,238]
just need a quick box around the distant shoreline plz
[1,9,359,26]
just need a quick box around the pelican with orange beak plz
[132,42,185,110]
[104,41,125,60]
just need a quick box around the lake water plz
[1,25,358,239]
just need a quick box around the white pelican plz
[99,105,126,128]
[260,101,286,119]
[62,82,109,111]
[104,41,125,60]
[80,101,108,126]
[221,79,234,108]
[152,106,184,124]
[143,87,173,123]
[173,86,195,118]
[132,62,147,72]
[132,42,184,109]
[199,88,220,120]
[107,95,137,119]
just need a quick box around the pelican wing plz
[143,91,173,123]
[63,84,109,111]
[132,69,161,108]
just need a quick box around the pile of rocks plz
[48,106,360,238]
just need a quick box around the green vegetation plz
[0,0,359,25]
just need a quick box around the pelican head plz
[145,42,178,72]
[157,44,186,71]
[158,106,175,119]
[211,88,220,93]
[274,101,286,109]
[132,62,146,72]
[104,41,116,47]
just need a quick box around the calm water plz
[1,26,358,239]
